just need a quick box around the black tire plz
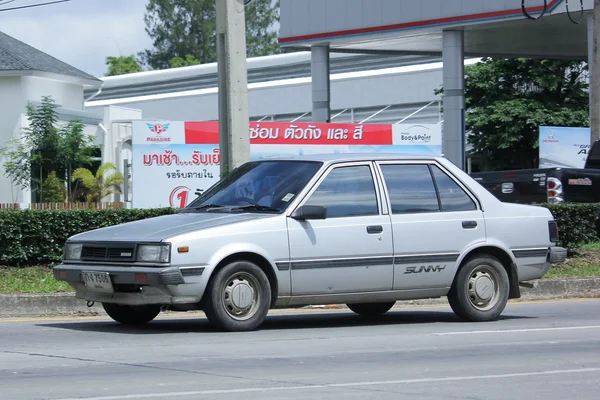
[102,303,161,325]
[447,254,510,322]
[346,302,395,317]
[203,260,271,332]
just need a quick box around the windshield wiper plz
[180,204,227,212]
[230,204,281,213]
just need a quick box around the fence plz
[0,202,124,210]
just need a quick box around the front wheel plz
[347,302,395,317]
[447,255,509,322]
[102,303,161,325]
[203,260,271,332]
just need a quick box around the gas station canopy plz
[279,0,592,59]
[278,0,594,170]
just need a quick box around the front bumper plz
[549,246,568,264]
[53,263,205,286]
[53,263,208,306]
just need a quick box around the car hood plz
[68,211,278,242]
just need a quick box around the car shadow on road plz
[37,309,535,335]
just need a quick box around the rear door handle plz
[367,225,383,234]
[462,221,477,229]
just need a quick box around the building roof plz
[0,31,101,85]
[85,51,441,101]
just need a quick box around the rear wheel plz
[447,255,509,322]
[102,303,161,325]
[203,260,271,332]
[347,302,395,317]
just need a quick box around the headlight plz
[64,243,82,261]
[137,244,171,263]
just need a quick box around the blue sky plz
[0,0,152,77]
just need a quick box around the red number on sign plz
[176,190,188,209]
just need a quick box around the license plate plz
[82,271,114,293]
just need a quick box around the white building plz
[0,31,104,204]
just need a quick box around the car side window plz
[379,164,440,214]
[430,165,477,212]
[304,165,379,218]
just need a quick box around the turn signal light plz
[178,246,189,253]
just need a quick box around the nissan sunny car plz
[54,154,567,331]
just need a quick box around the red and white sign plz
[131,121,442,209]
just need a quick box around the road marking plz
[53,367,600,400]
[435,325,600,336]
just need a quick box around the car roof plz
[255,153,442,163]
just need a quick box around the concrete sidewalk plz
[0,277,598,317]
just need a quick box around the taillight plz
[547,178,563,204]
[548,221,559,243]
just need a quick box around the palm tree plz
[72,162,124,204]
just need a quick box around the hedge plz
[0,203,598,267]
[0,208,175,266]
[539,203,600,249]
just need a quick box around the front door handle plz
[367,225,383,234]
[462,221,477,229]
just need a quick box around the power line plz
[0,0,19,7]
[0,0,70,12]
[521,0,548,20]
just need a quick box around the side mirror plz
[291,205,327,220]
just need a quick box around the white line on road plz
[435,325,600,336]
[53,367,600,400]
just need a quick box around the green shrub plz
[538,203,600,249]
[41,171,66,203]
[1,203,599,267]
[0,208,175,266]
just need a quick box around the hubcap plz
[467,265,500,311]
[222,273,261,321]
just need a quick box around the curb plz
[0,278,599,318]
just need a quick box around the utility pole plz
[216,0,250,176]
[591,0,600,143]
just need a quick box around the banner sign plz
[131,121,442,209]
[539,126,590,169]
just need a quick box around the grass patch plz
[1,244,600,294]
[546,243,600,279]
[0,266,72,294]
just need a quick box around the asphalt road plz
[1,300,599,400]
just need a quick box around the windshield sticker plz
[282,193,295,202]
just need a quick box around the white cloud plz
[0,0,152,77]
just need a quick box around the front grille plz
[81,244,135,262]
[81,247,107,258]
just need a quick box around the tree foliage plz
[437,58,590,171]
[41,171,66,203]
[140,0,280,69]
[72,162,124,204]
[0,96,96,201]
[105,55,144,76]
[170,54,201,68]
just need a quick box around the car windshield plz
[184,160,323,213]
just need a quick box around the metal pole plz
[442,30,465,170]
[123,159,130,204]
[216,0,250,176]
[591,4,600,143]
[311,45,331,122]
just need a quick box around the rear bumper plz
[549,246,568,264]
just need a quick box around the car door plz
[287,162,394,296]
[374,161,486,291]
